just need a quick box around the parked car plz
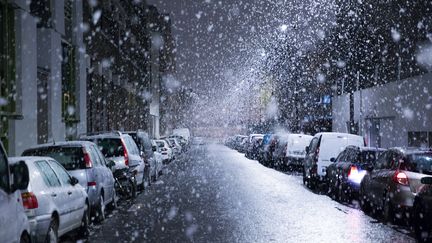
[126,130,163,185]
[0,143,31,243]
[236,136,249,153]
[259,134,278,167]
[325,146,385,201]
[258,134,273,165]
[166,138,183,155]
[283,134,313,171]
[10,156,89,242]
[229,135,247,151]
[245,135,264,160]
[271,134,290,169]
[169,135,189,150]
[359,148,432,224]
[155,139,174,163]
[22,141,116,222]
[303,132,365,189]
[172,128,191,145]
[81,132,145,191]
[412,176,432,242]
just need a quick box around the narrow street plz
[87,143,415,242]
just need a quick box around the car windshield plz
[23,146,85,170]
[404,153,432,174]
[94,138,124,158]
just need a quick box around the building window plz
[30,0,52,28]
[0,1,16,148]
[64,0,73,42]
[408,131,429,148]
[61,42,76,122]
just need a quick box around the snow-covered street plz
[85,143,414,242]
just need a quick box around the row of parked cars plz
[225,132,432,241]
[1,128,191,243]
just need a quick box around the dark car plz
[326,146,385,202]
[245,135,263,160]
[125,130,163,186]
[359,148,432,224]
[258,134,272,165]
[412,176,432,242]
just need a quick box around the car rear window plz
[94,138,124,158]
[24,147,85,170]
[360,151,381,165]
[403,153,432,174]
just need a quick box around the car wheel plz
[130,179,137,199]
[79,202,90,237]
[108,188,118,210]
[46,218,58,243]
[96,195,106,223]
[382,194,394,224]
[20,233,30,243]
[302,170,307,185]
[153,169,158,182]
[413,199,430,242]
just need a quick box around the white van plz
[284,134,313,168]
[303,132,365,187]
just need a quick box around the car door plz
[48,160,84,231]
[35,160,72,230]
[125,136,144,183]
[93,145,114,203]
[368,151,393,205]
[88,145,102,195]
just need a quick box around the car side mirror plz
[330,157,336,163]
[152,146,157,152]
[11,161,29,192]
[305,146,309,154]
[420,177,432,185]
[70,176,79,186]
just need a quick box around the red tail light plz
[88,181,97,187]
[394,171,409,186]
[348,165,358,177]
[121,139,129,166]
[82,148,93,168]
[22,192,38,209]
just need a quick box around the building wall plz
[6,0,86,155]
[333,72,432,148]
[9,5,38,156]
[332,94,350,133]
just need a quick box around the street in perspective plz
[1,0,432,243]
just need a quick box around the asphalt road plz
[85,143,415,243]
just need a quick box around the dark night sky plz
[147,0,336,96]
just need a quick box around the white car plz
[10,157,90,243]
[172,128,191,144]
[303,132,365,188]
[166,138,182,155]
[284,134,313,169]
[0,144,31,243]
[155,140,174,163]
